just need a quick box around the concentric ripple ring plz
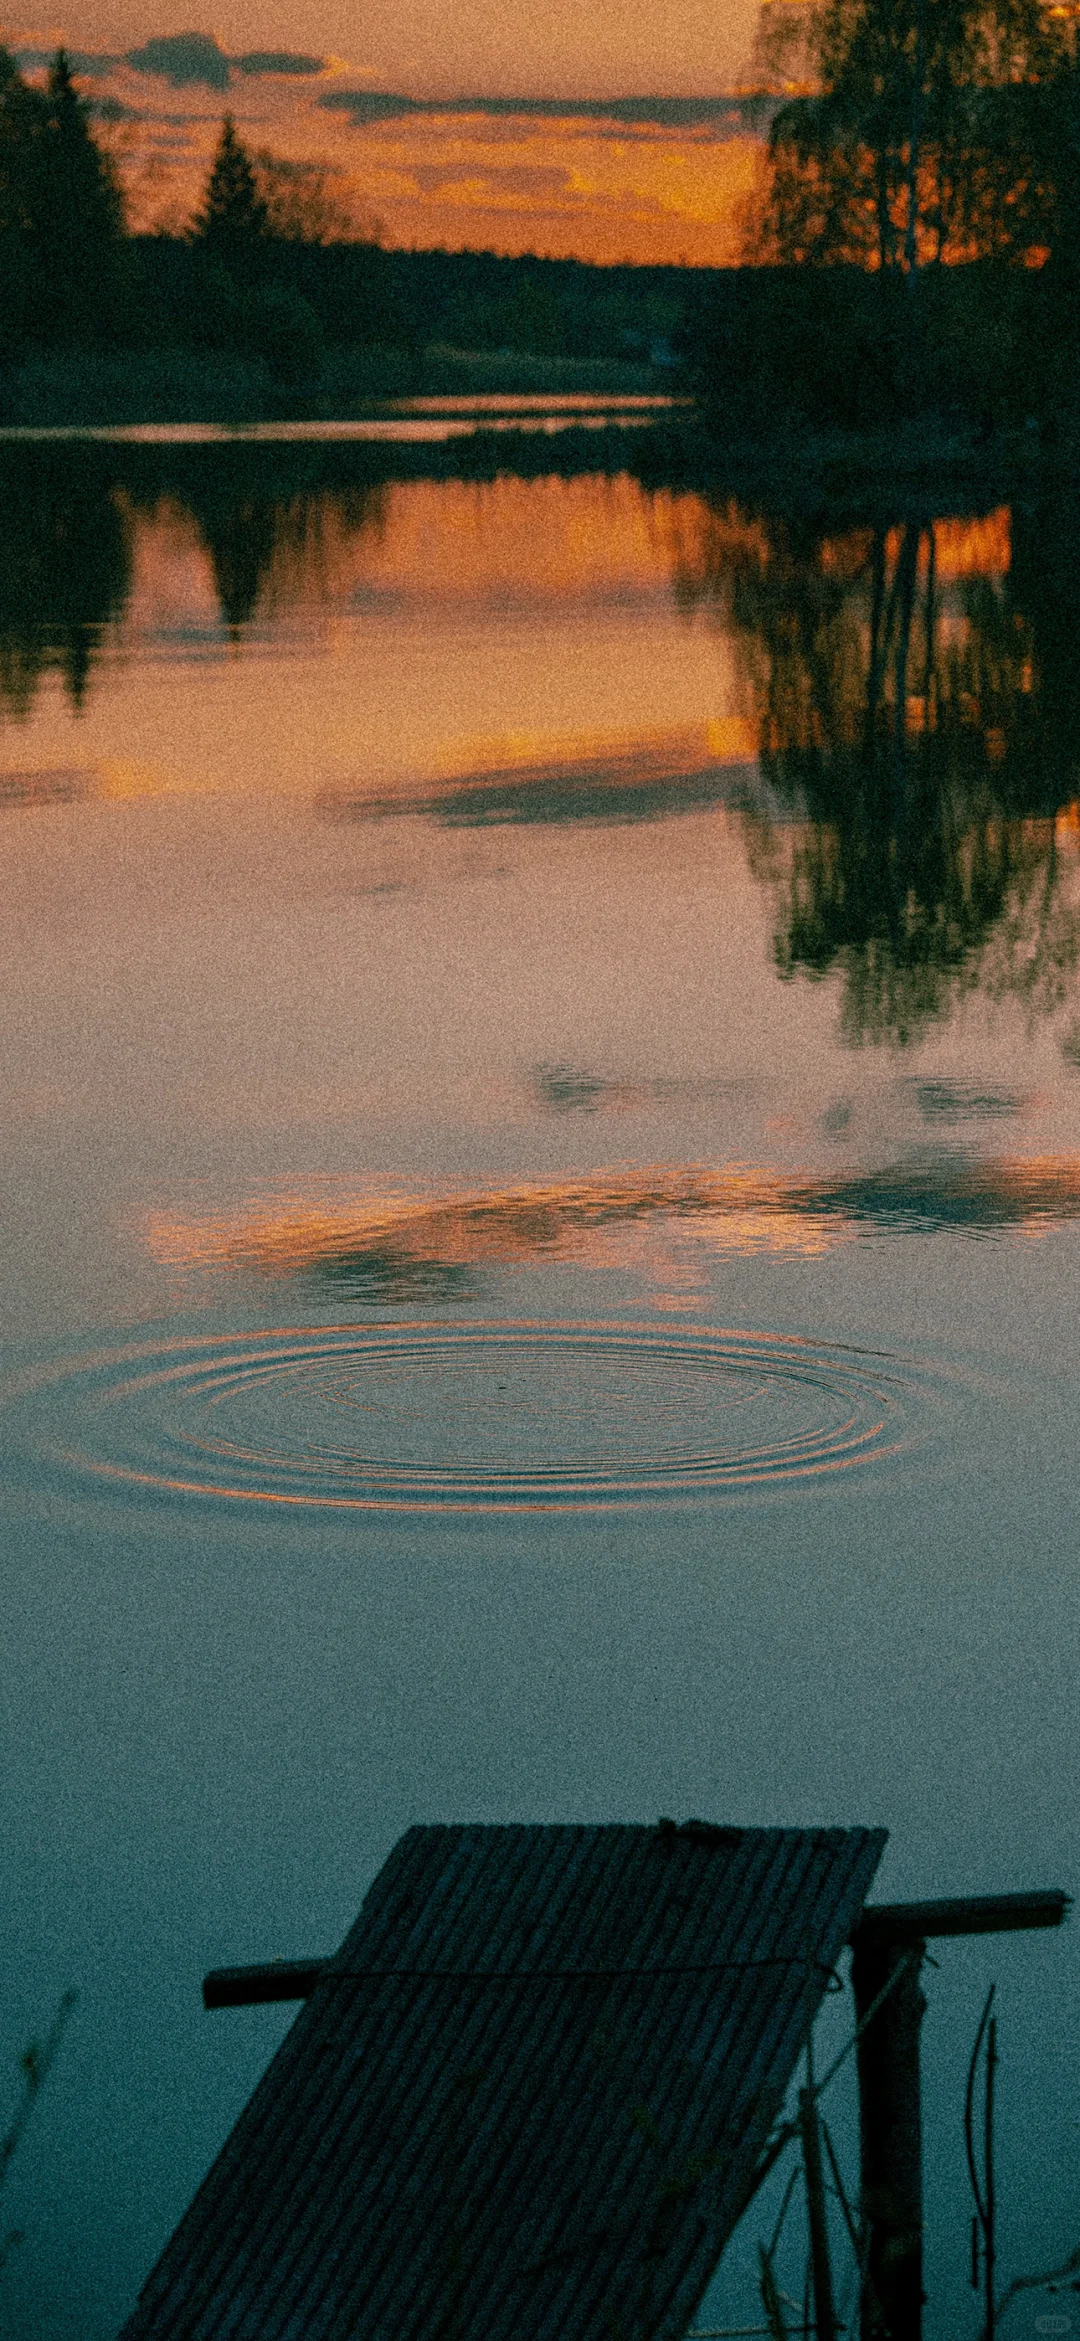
[0,1320,934,1513]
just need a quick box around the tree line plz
[0,50,386,373]
[0,52,689,386]
[10,18,1078,424]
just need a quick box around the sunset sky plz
[5,0,771,260]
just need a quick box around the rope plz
[316,1959,838,1983]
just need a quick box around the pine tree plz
[35,48,126,337]
[0,48,41,349]
[192,117,269,255]
[0,46,46,243]
[0,45,125,345]
[45,49,124,248]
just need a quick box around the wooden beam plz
[852,1889,1068,1946]
[203,1892,1069,2010]
[203,1960,326,2009]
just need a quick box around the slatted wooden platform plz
[119,1820,886,2341]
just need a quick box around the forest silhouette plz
[8,10,1080,424]
[0,49,685,398]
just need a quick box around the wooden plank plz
[124,1825,885,2341]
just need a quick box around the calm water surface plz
[1,434,1078,2337]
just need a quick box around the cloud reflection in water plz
[143,1151,1080,1312]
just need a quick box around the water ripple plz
[0,1320,957,1515]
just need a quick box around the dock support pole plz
[852,1934,926,2341]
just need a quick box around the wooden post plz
[984,2014,997,2341]
[799,2086,838,2341]
[851,1935,926,2341]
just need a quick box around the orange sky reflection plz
[143,1149,1080,1302]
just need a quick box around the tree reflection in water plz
[2,442,1079,1051]
[0,443,391,705]
[673,493,1080,1044]
[138,445,389,635]
[0,448,131,717]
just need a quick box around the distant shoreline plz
[634,413,1068,493]
[0,346,673,430]
[0,357,1069,498]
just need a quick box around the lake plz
[0,420,1077,2339]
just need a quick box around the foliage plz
[251,151,375,246]
[684,253,1080,428]
[0,48,45,244]
[190,124,376,259]
[123,231,692,380]
[752,0,1075,271]
[239,283,325,388]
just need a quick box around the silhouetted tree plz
[0,47,42,227]
[251,150,376,245]
[46,51,123,232]
[185,118,330,381]
[0,49,41,348]
[192,117,269,257]
[753,0,1069,270]
[0,46,125,347]
[35,51,126,337]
